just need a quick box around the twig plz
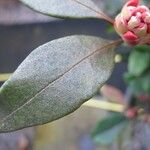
[83,98,124,112]
[0,73,12,82]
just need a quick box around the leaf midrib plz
[72,0,105,18]
[71,0,113,23]
[0,41,119,125]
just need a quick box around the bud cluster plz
[114,0,150,45]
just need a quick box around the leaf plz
[143,0,150,5]
[92,113,127,145]
[19,0,113,22]
[124,72,135,83]
[135,45,150,51]
[128,47,150,76]
[129,72,150,95]
[103,0,123,15]
[0,35,119,132]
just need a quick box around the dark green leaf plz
[129,72,150,95]
[92,113,127,145]
[20,0,110,20]
[135,45,150,52]
[0,35,119,132]
[128,47,150,76]
[124,72,136,83]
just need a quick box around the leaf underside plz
[20,0,107,19]
[0,35,118,132]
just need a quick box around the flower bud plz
[114,14,128,35]
[125,107,138,119]
[114,0,150,45]
[128,16,140,29]
[147,24,150,33]
[134,23,147,36]
[143,12,150,23]
[138,95,150,102]
[123,31,139,45]
[127,0,139,7]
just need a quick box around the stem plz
[0,73,12,82]
[115,39,123,45]
[84,99,124,112]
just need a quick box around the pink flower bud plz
[128,16,140,29]
[114,0,150,45]
[125,107,138,119]
[121,6,136,20]
[136,6,149,13]
[136,12,142,19]
[114,14,128,35]
[147,24,150,33]
[138,95,150,102]
[134,23,147,37]
[123,31,138,41]
[127,0,139,7]
[143,12,150,23]
[123,31,139,45]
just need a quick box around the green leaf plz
[128,47,150,76]
[143,0,149,5]
[124,72,135,83]
[129,72,150,95]
[135,45,150,51]
[19,0,110,20]
[0,35,119,132]
[92,113,127,145]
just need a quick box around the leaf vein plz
[0,40,120,125]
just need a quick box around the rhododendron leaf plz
[0,35,119,132]
[20,0,111,21]
[128,47,150,76]
[92,113,127,145]
[129,72,150,95]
